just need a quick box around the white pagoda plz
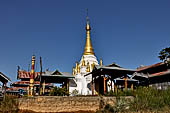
[69,15,102,95]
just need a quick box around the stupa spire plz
[83,9,95,55]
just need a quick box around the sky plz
[0,0,170,82]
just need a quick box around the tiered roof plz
[17,70,45,79]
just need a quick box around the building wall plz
[150,82,170,90]
[18,96,133,112]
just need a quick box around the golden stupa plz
[83,16,95,55]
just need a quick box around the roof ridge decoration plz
[52,69,62,75]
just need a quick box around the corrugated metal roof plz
[102,66,136,72]
[85,65,135,77]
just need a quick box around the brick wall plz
[18,96,133,112]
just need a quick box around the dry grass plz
[0,95,18,113]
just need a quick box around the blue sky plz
[0,0,170,82]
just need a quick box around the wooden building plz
[7,67,74,96]
[7,68,53,95]
[85,63,137,95]
[38,70,74,95]
[131,62,170,89]
[0,72,11,97]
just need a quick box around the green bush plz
[71,89,79,96]
[49,87,69,96]
[117,89,134,96]
[99,87,170,112]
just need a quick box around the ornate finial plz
[84,10,95,55]
[76,62,78,72]
[91,62,95,70]
[100,58,103,66]
[82,56,85,66]
[72,66,75,76]
[77,65,80,74]
[86,8,88,16]
[86,62,90,72]
[86,9,90,31]
[86,8,89,25]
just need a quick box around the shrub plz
[99,87,170,112]
[0,95,18,112]
[97,97,130,113]
[130,87,170,112]
[105,89,134,96]
[49,87,69,96]
[71,89,79,96]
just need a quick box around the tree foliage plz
[158,47,170,64]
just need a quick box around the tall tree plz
[158,47,170,64]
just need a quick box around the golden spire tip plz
[83,10,95,55]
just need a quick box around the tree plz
[158,47,170,65]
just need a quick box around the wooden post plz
[42,80,45,95]
[67,79,69,94]
[3,82,7,100]
[39,56,42,95]
[27,86,29,97]
[111,79,113,91]
[104,76,106,94]
[91,78,94,96]
[131,84,133,91]
[111,76,113,92]
[114,85,117,96]
[94,77,97,95]
[124,77,127,90]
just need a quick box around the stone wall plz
[18,96,133,112]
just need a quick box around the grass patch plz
[98,87,170,113]
[130,86,170,112]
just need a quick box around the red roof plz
[150,70,170,77]
[7,86,28,91]
[17,70,45,79]
[12,80,52,86]
[137,62,164,71]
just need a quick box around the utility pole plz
[39,56,42,95]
